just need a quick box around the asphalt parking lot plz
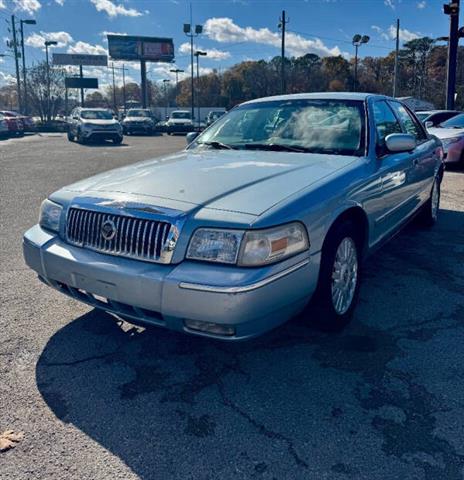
[1,133,464,480]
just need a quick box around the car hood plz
[63,150,358,216]
[124,117,151,122]
[427,127,464,139]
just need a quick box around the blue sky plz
[0,0,451,89]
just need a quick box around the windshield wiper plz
[242,143,311,153]
[198,141,237,150]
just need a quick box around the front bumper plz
[23,225,319,341]
[124,123,153,133]
[83,129,122,141]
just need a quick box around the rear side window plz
[372,101,402,148]
[389,102,427,141]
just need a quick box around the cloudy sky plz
[0,0,450,89]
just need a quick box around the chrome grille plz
[66,208,172,263]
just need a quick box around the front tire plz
[113,136,123,145]
[309,221,362,331]
[67,131,74,142]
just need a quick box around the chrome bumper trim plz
[178,259,310,294]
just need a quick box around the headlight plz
[187,229,243,264]
[39,199,62,233]
[186,223,309,266]
[239,223,309,266]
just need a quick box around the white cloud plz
[0,71,15,84]
[90,0,142,18]
[204,17,346,58]
[388,25,420,42]
[178,42,231,61]
[384,0,395,9]
[67,41,107,55]
[371,24,421,42]
[25,31,74,49]
[0,0,6,8]
[13,0,41,15]
[417,0,426,8]
[55,0,65,5]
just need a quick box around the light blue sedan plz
[23,93,444,340]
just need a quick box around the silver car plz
[67,108,123,145]
[24,93,444,340]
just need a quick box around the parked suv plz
[166,110,194,134]
[122,109,156,135]
[67,108,123,144]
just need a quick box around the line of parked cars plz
[0,110,36,139]
[65,107,227,144]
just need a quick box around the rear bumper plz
[443,140,464,164]
[23,225,319,341]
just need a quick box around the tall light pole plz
[45,40,57,122]
[183,21,203,122]
[163,79,171,119]
[278,10,289,94]
[393,19,400,97]
[20,19,36,115]
[194,51,207,128]
[10,16,22,112]
[444,0,460,109]
[170,68,184,106]
[352,34,369,91]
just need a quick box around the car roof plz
[241,92,392,105]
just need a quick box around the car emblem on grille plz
[101,219,117,241]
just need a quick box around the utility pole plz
[444,0,460,109]
[184,4,203,122]
[352,34,370,91]
[278,10,289,95]
[393,18,400,97]
[194,51,207,128]
[44,40,57,122]
[111,62,117,111]
[10,16,22,112]
[20,19,36,114]
[170,68,184,106]
[122,64,127,114]
[163,79,170,119]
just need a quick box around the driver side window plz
[372,101,402,154]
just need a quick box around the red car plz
[0,111,25,137]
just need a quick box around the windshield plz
[128,109,150,117]
[171,112,191,119]
[81,110,113,120]
[440,113,464,128]
[193,99,365,155]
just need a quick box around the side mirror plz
[186,131,199,144]
[424,120,433,129]
[385,133,416,153]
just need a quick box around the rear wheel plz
[418,176,440,227]
[309,221,362,331]
[113,136,123,145]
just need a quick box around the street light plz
[20,18,36,114]
[170,68,184,106]
[352,34,369,91]
[194,51,207,128]
[44,40,57,122]
[184,22,203,122]
[163,79,171,119]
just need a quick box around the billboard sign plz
[65,77,99,89]
[53,53,108,66]
[107,35,174,62]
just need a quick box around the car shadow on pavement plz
[35,209,464,479]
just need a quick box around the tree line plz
[1,37,463,119]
